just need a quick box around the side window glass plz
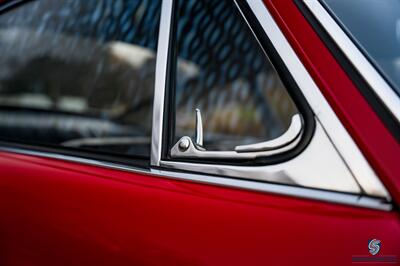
[0,0,161,158]
[171,0,300,158]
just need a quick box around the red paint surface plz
[0,152,399,265]
[263,0,400,203]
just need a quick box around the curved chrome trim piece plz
[171,112,302,159]
[151,0,173,167]
[245,0,389,199]
[235,114,302,152]
[171,133,301,159]
[303,0,400,122]
[0,146,391,211]
[164,120,361,194]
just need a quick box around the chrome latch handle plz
[171,110,303,160]
[195,108,204,147]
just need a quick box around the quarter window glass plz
[173,0,298,152]
[0,0,161,158]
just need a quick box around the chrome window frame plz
[152,0,389,199]
[0,0,392,211]
[243,0,388,200]
[151,0,173,166]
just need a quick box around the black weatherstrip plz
[161,0,178,161]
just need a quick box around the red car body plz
[0,0,399,265]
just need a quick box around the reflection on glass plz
[323,0,400,95]
[173,0,298,151]
[0,0,161,157]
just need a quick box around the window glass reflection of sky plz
[323,0,400,95]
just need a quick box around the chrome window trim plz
[0,146,392,211]
[162,120,362,194]
[150,0,389,199]
[244,0,389,199]
[151,169,391,211]
[303,0,400,123]
[150,0,173,167]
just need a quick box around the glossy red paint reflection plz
[0,152,399,265]
[263,0,400,203]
